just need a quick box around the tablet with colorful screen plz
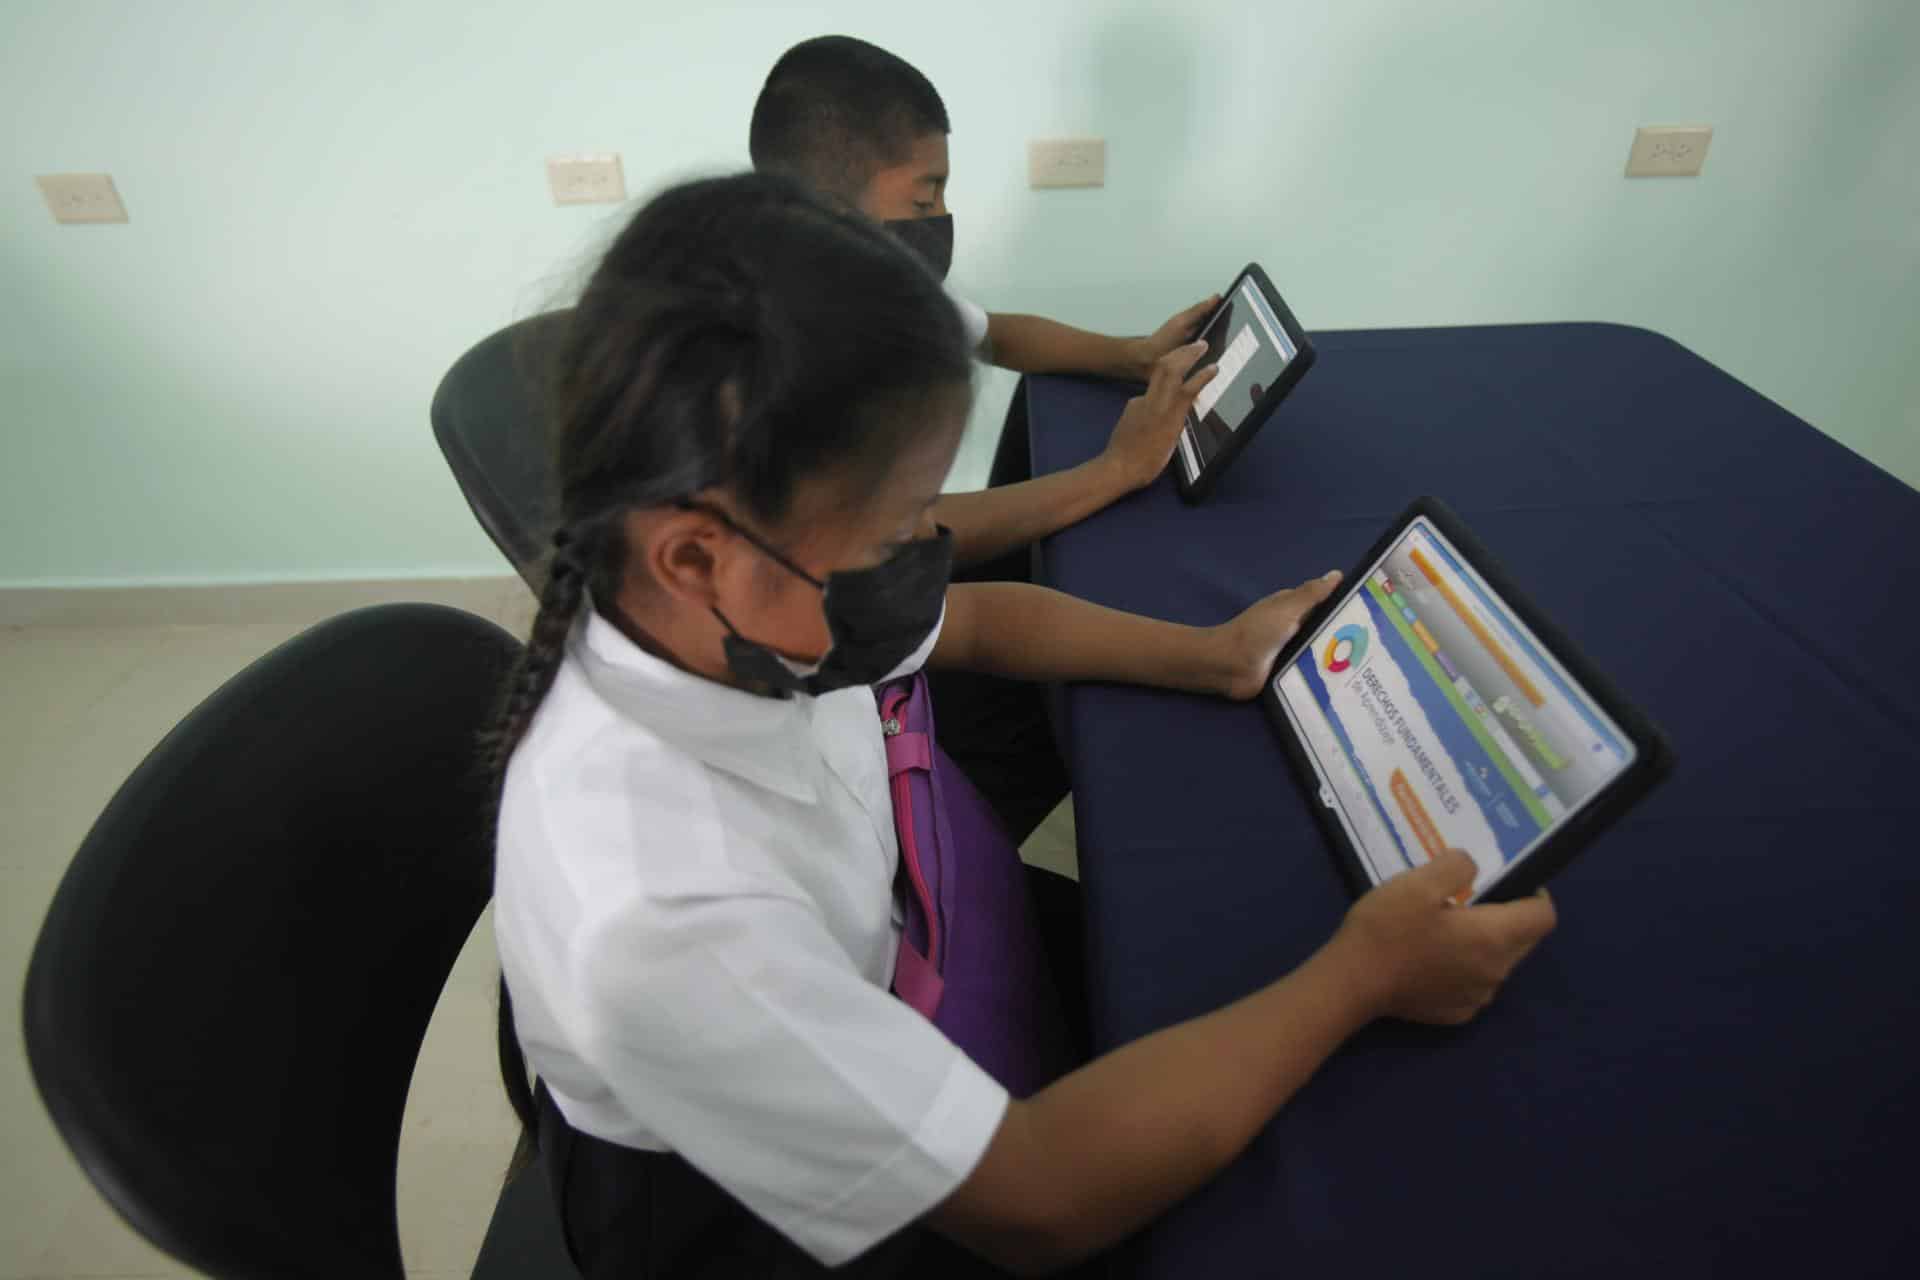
[1263,499,1672,903]
[1175,264,1315,502]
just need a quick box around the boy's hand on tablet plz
[1099,341,1219,492]
[1126,295,1223,378]
[1209,570,1345,700]
[1327,850,1558,1026]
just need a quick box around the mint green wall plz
[4,1,1915,587]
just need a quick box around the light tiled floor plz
[0,594,1075,1279]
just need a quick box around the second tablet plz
[1174,263,1316,503]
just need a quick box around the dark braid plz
[490,171,972,1183]
[483,518,611,782]
[490,521,602,1182]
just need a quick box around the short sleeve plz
[946,286,990,357]
[576,888,1010,1266]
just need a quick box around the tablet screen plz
[1271,517,1638,898]
[1178,277,1299,480]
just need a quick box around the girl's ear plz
[632,507,730,609]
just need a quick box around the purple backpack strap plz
[882,673,1072,1097]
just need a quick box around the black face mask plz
[883,213,954,281]
[699,506,953,697]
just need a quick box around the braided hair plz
[491,171,973,1176]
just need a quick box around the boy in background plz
[749,35,1219,845]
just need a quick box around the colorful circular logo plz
[1323,623,1369,674]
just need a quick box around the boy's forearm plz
[933,582,1232,694]
[987,313,1145,381]
[933,461,1132,570]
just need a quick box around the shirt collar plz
[572,606,819,805]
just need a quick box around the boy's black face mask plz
[695,504,953,697]
[883,213,954,281]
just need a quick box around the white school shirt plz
[494,605,1008,1267]
[948,285,990,357]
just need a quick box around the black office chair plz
[21,603,573,1279]
[431,313,568,590]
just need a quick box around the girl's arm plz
[930,571,1347,701]
[924,567,1559,1273]
[931,852,1558,1274]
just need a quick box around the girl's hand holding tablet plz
[1328,850,1558,1026]
[1209,568,1347,701]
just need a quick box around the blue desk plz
[1027,325,1920,1277]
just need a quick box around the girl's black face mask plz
[695,504,953,697]
[883,213,954,281]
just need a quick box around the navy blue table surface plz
[1025,324,1920,1277]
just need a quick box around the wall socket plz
[1626,126,1712,177]
[546,154,627,205]
[36,173,129,224]
[1028,138,1106,189]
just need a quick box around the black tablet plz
[1262,499,1673,903]
[1174,263,1315,502]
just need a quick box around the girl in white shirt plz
[492,172,1557,1278]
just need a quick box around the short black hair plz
[749,36,949,203]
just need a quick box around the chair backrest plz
[430,313,568,588]
[22,604,521,1280]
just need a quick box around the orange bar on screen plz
[1408,546,1545,707]
[1389,769,1449,860]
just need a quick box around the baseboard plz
[0,575,531,629]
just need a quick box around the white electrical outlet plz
[1028,138,1106,189]
[35,173,129,224]
[546,154,627,205]
[1626,126,1712,177]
